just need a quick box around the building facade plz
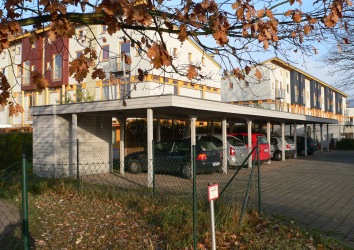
[221,58,348,123]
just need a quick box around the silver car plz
[194,134,248,168]
[270,136,296,160]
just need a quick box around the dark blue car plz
[124,139,222,179]
[289,136,318,155]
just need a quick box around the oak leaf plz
[187,65,198,80]
[255,69,262,80]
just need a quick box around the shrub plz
[336,138,354,150]
[0,132,32,171]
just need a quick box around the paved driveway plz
[261,150,354,247]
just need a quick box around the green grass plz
[1,178,352,250]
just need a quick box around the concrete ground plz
[261,150,354,248]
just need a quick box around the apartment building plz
[221,57,347,122]
[0,24,222,129]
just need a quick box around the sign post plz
[208,183,219,250]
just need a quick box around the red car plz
[229,132,270,162]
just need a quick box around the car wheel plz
[274,151,282,161]
[181,162,192,179]
[128,159,142,174]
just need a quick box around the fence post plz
[76,139,80,190]
[192,145,197,250]
[21,154,29,250]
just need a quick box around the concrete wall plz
[33,113,112,178]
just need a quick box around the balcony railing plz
[275,89,285,99]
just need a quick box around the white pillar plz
[304,124,308,156]
[326,124,330,152]
[267,121,271,164]
[189,115,197,179]
[247,120,252,168]
[118,117,126,175]
[294,123,297,159]
[222,117,227,174]
[320,124,323,152]
[281,122,285,161]
[156,117,161,142]
[147,109,154,188]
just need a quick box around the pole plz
[192,145,197,250]
[77,139,80,190]
[257,142,261,213]
[209,183,216,250]
[21,154,29,250]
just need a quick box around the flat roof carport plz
[30,95,337,182]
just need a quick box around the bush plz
[336,138,354,150]
[0,132,32,171]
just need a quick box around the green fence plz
[0,141,260,249]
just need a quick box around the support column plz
[222,117,227,174]
[326,124,329,152]
[281,122,285,161]
[247,119,252,168]
[320,124,323,152]
[118,117,126,175]
[289,125,292,137]
[147,109,154,188]
[45,87,49,105]
[313,124,316,140]
[304,124,308,156]
[21,90,25,126]
[294,123,297,159]
[61,84,65,104]
[156,117,161,142]
[267,121,271,164]
[189,115,198,179]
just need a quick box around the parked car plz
[229,132,271,162]
[270,136,296,160]
[187,134,248,168]
[124,139,222,179]
[289,136,318,155]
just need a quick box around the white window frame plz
[23,61,31,85]
[52,54,63,80]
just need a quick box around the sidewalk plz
[261,150,354,247]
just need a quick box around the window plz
[202,57,205,66]
[23,61,30,85]
[31,65,36,72]
[16,47,20,55]
[102,45,109,61]
[229,81,233,89]
[244,81,249,88]
[287,84,289,93]
[78,30,84,39]
[120,42,130,55]
[173,48,177,57]
[53,54,62,80]
[76,50,83,58]
[135,46,142,56]
[16,65,22,77]
[272,82,274,89]
[101,25,107,33]
[31,43,37,49]
[286,72,288,78]
[188,53,192,62]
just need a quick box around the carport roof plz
[30,94,338,125]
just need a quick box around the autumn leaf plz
[91,68,106,80]
[255,69,262,80]
[187,65,198,80]
[178,25,188,42]
[31,71,49,90]
[284,10,293,17]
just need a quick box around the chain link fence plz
[1,141,259,249]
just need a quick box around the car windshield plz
[257,136,268,144]
[285,137,294,144]
[154,142,174,152]
[198,141,218,151]
[227,136,244,146]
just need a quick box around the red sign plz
[208,184,219,201]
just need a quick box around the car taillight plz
[310,143,314,147]
[229,147,236,156]
[286,144,290,149]
[196,153,207,161]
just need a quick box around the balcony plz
[108,55,131,77]
[275,89,285,99]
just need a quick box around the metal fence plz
[0,141,260,249]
